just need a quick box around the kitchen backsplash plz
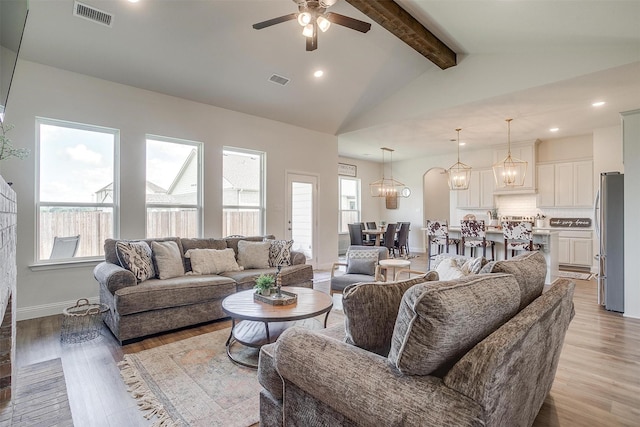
[454,194,593,227]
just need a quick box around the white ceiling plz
[18,0,640,162]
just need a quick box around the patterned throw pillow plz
[115,241,155,283]
[266,239,293,267]
[345,249,379,275]
[461,256,488,275]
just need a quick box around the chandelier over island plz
[492,118,528,187]
[447,128,472,190]
[370,147,406,198]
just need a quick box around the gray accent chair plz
[330,245,388,295]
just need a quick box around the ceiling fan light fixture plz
[302,23,314,37]
[317,15,331,32]
[297,11,312,26]
[320,0,338,7]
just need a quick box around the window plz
[222,148,265,237]
[146,136,202,238]
[339,177,360,232]
[36,118,118,261]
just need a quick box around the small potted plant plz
[254,273,275,295]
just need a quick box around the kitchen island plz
[447,227,559,284]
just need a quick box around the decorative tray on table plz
[254,290,298,306]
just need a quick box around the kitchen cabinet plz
[454,169,495,209]
[558,230,593,267]
[493,141,538,194]
[537,160,593,207]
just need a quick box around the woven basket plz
[60,299,108,344]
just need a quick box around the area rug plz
[557,270,593,280]
[119,311,344,427]
[9,358,73,427]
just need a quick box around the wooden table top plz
[379,259,411,267]
[222,286,333,322]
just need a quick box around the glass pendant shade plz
[317,15,331,32]
[492,119,527,187]
[298,12,312,26]
[447,128,471,190]
[370,147,406,197]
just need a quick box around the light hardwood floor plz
[12,254,640,426]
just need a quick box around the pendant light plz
[370,147,406,197]
[492,118,527,187]
[447,128,472,190]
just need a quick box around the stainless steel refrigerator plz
[594,172,624,312]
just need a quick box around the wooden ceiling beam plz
[345,0,457,70]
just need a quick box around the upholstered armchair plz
[330,245,388,294]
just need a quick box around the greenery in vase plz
[254,273,275,294]
[0,122,29,161]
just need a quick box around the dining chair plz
[501,221,541,259]
[394,222,410,257]
[425,220,459,269]
[460,220,495,259]
[348,223,364,246]
[383,223,398,257]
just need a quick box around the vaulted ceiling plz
[17,0,640,161]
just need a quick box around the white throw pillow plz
[436,258,466,281]
[185,248,243,275]
[237,240,271,269]
[151,241,185,279]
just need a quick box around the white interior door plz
[286,173,317,268]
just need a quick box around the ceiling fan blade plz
[252,13,297,30]
[306,24,318,51]
[325,12,371,33]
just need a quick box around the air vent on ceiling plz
[73,1,113,27]
[268,74,290,86]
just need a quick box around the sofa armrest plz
[290,250,306,265]
[274,328,483,426]
[93,261,136,294]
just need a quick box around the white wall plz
[2,60,339,320]
[622,110,640,318]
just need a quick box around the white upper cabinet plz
[537,160,593,207]
[455,169,495,209]
[493,141,538,194]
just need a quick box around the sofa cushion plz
[342,272,439,356]
[345,249,379,275]
[151,241,184,279]
[220,264,313,291]
[237,240,271,269]
[185,248,242,275]
[114,275,237,315]
[180,238,227,272]
[388,273,520,376]
[266,239,293,267]
[115,241,155,283]
[481,251,547,310]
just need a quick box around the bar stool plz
[460,220,495,259]
[425,220,459,268]
[501,221,540,259]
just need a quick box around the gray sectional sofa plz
[93,235,313,343]
[258,251,575,426]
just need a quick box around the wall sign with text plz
[338,163,357,177]
[549,218,592,228]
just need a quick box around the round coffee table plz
[222,286,333,368]
[379,259,411,281]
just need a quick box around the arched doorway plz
[423,168,450,224]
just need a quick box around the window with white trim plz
[36,118,118,261]
[146,136,202,238]
[222,148,265,237]
[339,177,360,232]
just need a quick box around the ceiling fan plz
[252,0,371,51]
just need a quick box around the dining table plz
[361,229,385,246]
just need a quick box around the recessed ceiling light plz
[592,101,606,107]
[128,0,139,3]
[313,70,324,78]
[550,127,559,132]
[459,142,466,146]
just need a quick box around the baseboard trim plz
[17,296,100,321]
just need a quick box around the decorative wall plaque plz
[549,218,592,228]
[385,194,398,209]
[338,163,357,177]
